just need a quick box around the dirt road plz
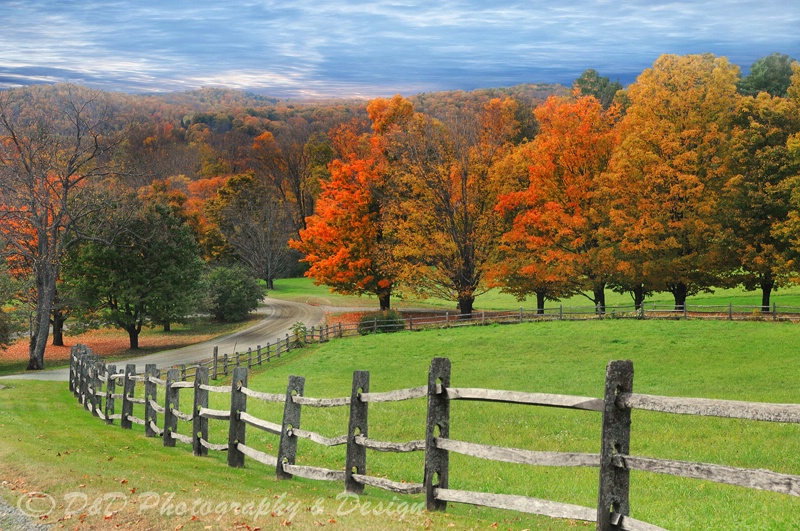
[0,298,324,382]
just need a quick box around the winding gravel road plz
[0,298,324,382]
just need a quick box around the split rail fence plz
[70,345,800,530]
[139,301,800,383]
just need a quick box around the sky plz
[1,1,798,99]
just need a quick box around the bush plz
[357,309,406,335]
[205,265,262,322]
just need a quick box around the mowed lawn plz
[2,319,799,530]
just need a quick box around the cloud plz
[0,1,797,97]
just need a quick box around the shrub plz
[357,309,406,335]
[205,265,262,322]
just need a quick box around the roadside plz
[0,298,324,382]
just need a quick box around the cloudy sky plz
[1,1,798,98]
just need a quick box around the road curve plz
[0,298,324,382]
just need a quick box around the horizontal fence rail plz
[69,345,800,530]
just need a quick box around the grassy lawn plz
[270,276,800,312]
[2,319,799,529]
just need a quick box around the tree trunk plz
[378,290,391,311]
[128,328,140,350]
[52,308,65,347]
[760,277,774,313]
[536,290,546,315]
[163,321,171,332]
[632,284,645,311]
[28,268,57,370]
[593,283,606,315]
[670,282,688,311]
[458,294,474,317]
[267,277,275,290]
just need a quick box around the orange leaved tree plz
[290,140,395,309]
[495,93,619,313]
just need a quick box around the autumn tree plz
[291,153,396,309]
[718,91,800,310]
[0,84,120,369]
[207,172,296,289]
[602,54,741,309]
[495,94,619,313]
[380,96,518,315]
[251,118,334,235]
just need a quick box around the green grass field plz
[269,276,800,311]
[2,319,799,530]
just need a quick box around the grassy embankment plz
[2,318,799,530]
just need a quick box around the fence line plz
[69,345,800,530]
[124,301,800,384]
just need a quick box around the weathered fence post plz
[228,367,248,468]
[276,375,305,479]
[409,316,414,331]
[69,346,77,394]
[193,366,209,456]
[144,364,160,438]
[257,345,262,365]
[519,307,524,323]
[597,360,634,530]
[212,346,219,380]
[683,304,687,319]
[559,304,563,320]
[90,358,102,417]
[345,371,370,493]
[120,364,136,430]
[424,357,451,512]
[728,303,733,321]
[80,353,91,410]
[105,364,117,425]
[163,368,180,447]
[773,302,777,321]
[266,342,271,361]
[223,353,229,376]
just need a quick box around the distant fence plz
[134,301,800,383]
[69,345,800,530]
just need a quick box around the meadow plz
[2,318,799,530]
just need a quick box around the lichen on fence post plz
[164,368,180,448]
[345,371,370,493]
[144,364,160,438]
[597,359,634,530]
[424,357,451,511]
[228,367,248,468]
[121,364,136,430]
[277,375,305,479]
[193,366,209,456]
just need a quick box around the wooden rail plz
[69,345,800,530]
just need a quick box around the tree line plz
[294,53,800,317]
[0,52,797,369]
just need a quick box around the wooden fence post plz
[257,345,262,365]
[223,353,229,376]
[80,353,90,410]
[105,364,117,425]
[597,360,634,530]
[276,375,305,479]
[144,364,159,438]
[90,359,102,417]
[424,357,451,512]
[120,364,136,430]
[163,368,180,447]
[345,371,370,493]
[212,346,218,380]
[728,303,733,320]
[193,366,209,456]
[228,367,248,468]
[69,346,77,394]
[266,342,271,362]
